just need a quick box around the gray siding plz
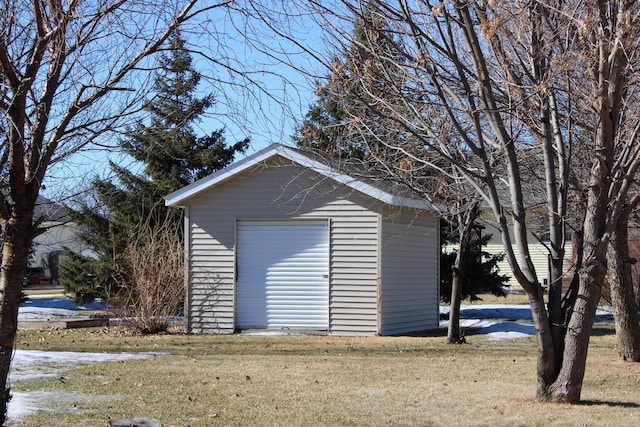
[379,208,440,335]
[184,156,381,335]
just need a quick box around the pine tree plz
[61,31,249,305]
[294,4,405,162]
[440,221,510,304]
[123,33,248,194]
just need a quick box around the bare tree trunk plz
[447,273,463,344]
[446,200,479,344]
[447,236,469,344]
[0,214,34,424]
[526,287,558,400]
[547,254,566,364]
[607,207,640,361]
[533,223,605,403]
[547,256,605,402]
[544,89,613,400]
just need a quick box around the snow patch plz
[439,303,614,341]
[8,390,117,420]
[7,350,158,423]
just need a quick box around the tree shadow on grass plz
[402,327,448,337]
[590,325,616,336]
[579,400,640,408]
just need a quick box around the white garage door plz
[235,220,329,330]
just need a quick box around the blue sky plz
[42,3,328,203]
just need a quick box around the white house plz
[27,198,86,285]
[480,212,575,292]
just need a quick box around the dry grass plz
[470,291,530,305]
[22,286,65,297]
[10,326,640,427]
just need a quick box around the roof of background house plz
[33,196,69,223]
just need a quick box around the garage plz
[165,143,441,336]
[235,220,329,330]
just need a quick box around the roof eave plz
[165,144,280,207]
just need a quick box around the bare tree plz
[115,209,184,335]
[265,0,640,403]
[0,0,279,422]
[441,187,481,343]
[607,194,640,361]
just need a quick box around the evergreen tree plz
[61,31,249,305]
[294,3,408,162]
[293,87,356,157]
[440,221,510,304]
[123,33,248,194]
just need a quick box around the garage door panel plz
[236,220,329,330]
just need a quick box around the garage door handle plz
[323,275,328,278]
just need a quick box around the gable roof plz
[165,143,440,212]
[34,196,70,223]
